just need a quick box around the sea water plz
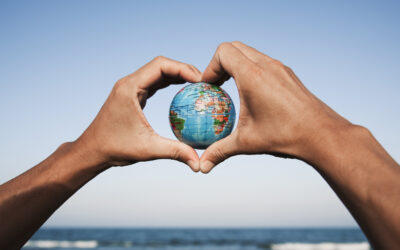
[24,227,370,250]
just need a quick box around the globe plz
[169,82,236,149]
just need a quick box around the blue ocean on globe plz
[169,82,236,149]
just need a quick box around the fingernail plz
[188,160,200,172]
[200,160,214,173]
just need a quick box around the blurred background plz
[1,0,399,249]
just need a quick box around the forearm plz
[0,57,201,249]
[0,140,109,249]
[200,41,400,247]
[304,124,400,248]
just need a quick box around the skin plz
[0,42,399,249]
[200,41,400,249]
[0,56,201,250]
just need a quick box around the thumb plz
[151,135,200,172]
[200,132,239,173]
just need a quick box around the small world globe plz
[169,82,236,149]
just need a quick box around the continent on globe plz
[169,110,185,141]
[169,82,236,149]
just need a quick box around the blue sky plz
[0,0,399,227]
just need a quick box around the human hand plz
[200,42,352,173]
[75,56,201,172]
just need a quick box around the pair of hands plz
[3,41,398,250]
[76,41,349,173]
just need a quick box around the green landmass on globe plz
[169,110,185,141]
[169,82,236,149]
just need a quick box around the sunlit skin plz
[0,56,201,250]
[200,41,400,249]
[0,42,399,249]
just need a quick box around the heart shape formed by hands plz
[77,41,349,176]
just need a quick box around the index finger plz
[126,56,202,91]
[202,42,255,85]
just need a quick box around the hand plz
[75,56,201,172]
[200,42,352,173]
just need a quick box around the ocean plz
[23,227,370,250]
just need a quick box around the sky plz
[0,0,399,228]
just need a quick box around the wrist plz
[68,138,112,172]
[45,140,111,192]
[297,118,364,167]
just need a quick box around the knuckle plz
[213,147,227,163]
[216,42,232,54]
[153,55,166,64]
[113,78,126,92]
[284,65,293,72]
[113,78,131,97]
[231,40,244,46]
[270,59,285,68]
[171,147,182,161]
[186,64,195,71]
